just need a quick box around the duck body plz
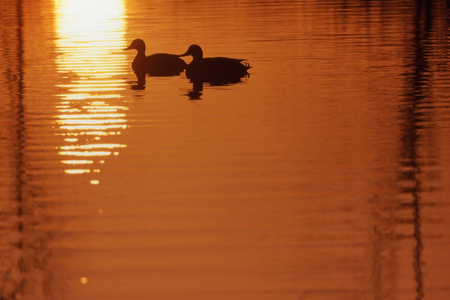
[131,52,187,76]
[181,45,251,84]
[125,39,187,86]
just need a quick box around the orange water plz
[1,0,450,299]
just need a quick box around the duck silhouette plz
[180,44,251,85]
[125,39,187,88]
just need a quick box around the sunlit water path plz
[54,0,128,180]
[1,0,450,299]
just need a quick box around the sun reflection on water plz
[54,0,128,183]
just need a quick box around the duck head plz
[180,44,203,60]
[125,39,146,53]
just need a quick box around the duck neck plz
[192,54,203,63]
[192,48,203,62]
[136,46,146,57]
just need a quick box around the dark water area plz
[1,0,450,299]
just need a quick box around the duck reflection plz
[54,0,128,184]
[125,39,187,89]
[186,80,204,100]
[185,76,249,100]
[180,44,251,99]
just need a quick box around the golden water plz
[1,0,450,299]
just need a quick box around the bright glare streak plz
[57,83,127,88]
[59,125,127,131]
[58,114,126,119]
[84,131,121,136]
[67,87,126,92]
[64,138,78,142]
[65,169,91,174]
[57,94,124,100]
[59,151,112,156]
[86,106,129,110]
[60,144,126,150]
[57,119,126,125]
[62,160,94,164]
[59,109,81,113]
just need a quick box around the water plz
[1,0,450,299]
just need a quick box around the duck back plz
[186,57,250,83]
[146,54,187,76]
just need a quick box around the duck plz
[179,44,251,84]
[125,39,187,86]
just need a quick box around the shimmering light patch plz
[59,109,81,114]
[58,113,126,119]
[59,151,112,156]
[58,119,127,126]
[59,124,127,131]
[65,169,91,174]
[80,277,88,284]
[66,87,126,92]
[64,138,78,142]
[86,108,121,113]
[90,180,100,185]
[81,131,122,136]
[60,144,126,150]
[86,106,129,112]
[58,94,124,100]
[54,0,128,177]
[72,79,125,84]
[62,160,94,165]
[57,94,90,100]
[74,72,127,78]
[57,83,127,89]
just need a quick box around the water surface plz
[1,0,450,299]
